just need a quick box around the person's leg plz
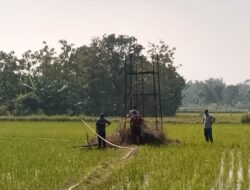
[97,134,102,148]
[136,127,142,145]
[131,126,136,144]
[209,128,213,143]
[103,131,106,148]
[204,129,209,142]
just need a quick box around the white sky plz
[0,0,249,84]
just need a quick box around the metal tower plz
[124,54,163,130]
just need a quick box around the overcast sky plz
[1,0,249,84]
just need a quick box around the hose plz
[67,119,134,190]
[80,118,134,160]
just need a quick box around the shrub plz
[241,114,250,123]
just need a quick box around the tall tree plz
[223,85,239,106]
[74,34,144,115]
[0,34,186,116]
[0,51,21,106]
[147,41,185,115]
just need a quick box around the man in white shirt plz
[128,105,140,118]
[202,109,216,143]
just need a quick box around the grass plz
[162,112,245,123]
[0,121,123,190]
[96,123,250,190]
[0,112,247,123]
[1,119,250,189]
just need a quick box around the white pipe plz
[80,118,134,160]
[67,119,134,190]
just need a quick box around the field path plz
[65,146,138,190]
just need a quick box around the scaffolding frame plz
[124,54,163,130]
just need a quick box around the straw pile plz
[83,120,179,147]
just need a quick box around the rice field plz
[0,117,250,190]
[0,121,123,190]
[96,124,250,190]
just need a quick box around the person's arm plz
[130,118,133,126]
[211,116,216,123]
[106,120,111,127]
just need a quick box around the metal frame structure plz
[124,54,163,130]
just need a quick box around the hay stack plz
[85,120,170,147]
[116,120,166,145]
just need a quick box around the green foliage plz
[147,41,185,116]
[0,34,185,116]
[182,78,250,111]
[12,93,39,115]
[0,51,22,104]
[241,114,250,123]
[0,106,8,116]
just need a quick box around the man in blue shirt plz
[96,113,111,148]
[203,109,216,143]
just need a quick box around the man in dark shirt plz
[96,113,111,148]
[130,110,143,145]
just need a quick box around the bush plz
[0,106,7,116]
[241,114,250,123]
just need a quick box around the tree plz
[0,51,22,110]
[147,41,185,116]
[0,34,186,116]
[203,78,226,105]
[74,34,144,115]
[223,85,239,106]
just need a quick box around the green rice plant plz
[1,121,250,190]
[0,121,123,190]
[95,124,250,190]
[0,112,245,123]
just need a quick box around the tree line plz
[0,34,185,116]
[182,78,250,111]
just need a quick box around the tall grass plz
[1,121,250,189]
[96,124,250,190]
[0,121,123,190]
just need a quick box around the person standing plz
[202,109,216,143]
[128,105,140,118]
[96,113,111,148]
[130,110,143,144]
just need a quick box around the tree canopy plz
[0,34,185,116]
[181,78,250,111]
